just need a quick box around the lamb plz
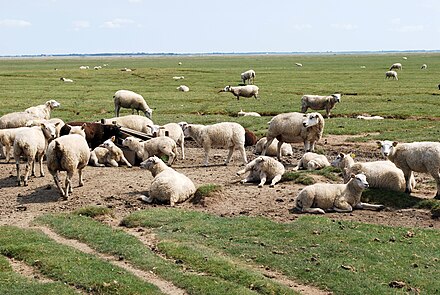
[294,173,385,214]
[46,125,90,199]
[219,85,259,100]
[89,136,132,167]
[300,94,341,118]
[13,122,58,186]
[389,63,402,71]
[0,112,42,129]
[295,152,330,170]
[60,122,121,149]
[60,77,73,82]
[378,140,440,198]
[122,136,177,166]
[101,115,153,135]
[236,156,285,187]
[0,127,29,162]
[176,85,189,92]
[140,156,196,206]
[113,90,153,119]
[254,137,293,157]
[148,123,185,159]
[421,64,427,70]
[385,70,398,80]
[238,109,261,117]
[331,152,415,192]
[240,69,255,84]
[25,100,61,120]
[183,122,247,166]
[262,112,325,160]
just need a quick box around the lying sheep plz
[238,109,261,117]
[46,125,90,199]
[148,123,185,159]
[236,156,285,187]
[122,136,177,166]
[176,85,189,92]
[79,66,89,70]
[114,90,153,119]
[140,156,196,206]
[183,122,247,166]
[294,152,330,170]
[0,127,28,162]
[219,85,259,100]
[263,112,325,160]
[385,70,398,80]
[378,140,440,198]
[13,122,58,186]
[300,94,341,118]
[254,137,293,157]
[89,136,132,167]
[356,115,384,120]
[60,77,73,82]
[102,115,153,135]
[389,63,402,71]
[25,100,61,120]
[331,152,415,192]
[0,112,41,129]
[173,76,184,80]
[241,69,255,84]
[295,173,385,214]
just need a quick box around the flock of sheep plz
[1,59,439,215]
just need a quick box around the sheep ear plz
[111,136,115,142]
[81,123,87,130]
[392,141,398,147]
[376,141,382,148]
[54,122,60,127]
[339,152,345,158]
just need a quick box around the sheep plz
[25,100,61,120]
[183,122,247,166]
[176,85,189,92]
[356,115,384,120]
[148,123,185,159]
[421,64,427,70]
[79,66,89,70]
[254,137,293,157]
[26,118,65,138]
[94,66,102,70]
[60,77,73,82]
[140,156,196,206]
[300,94,341,118]
[402,56,407,60]
[389,63,402,71]
[101,115,153,135]
[173,76,184,80]
[121,68,132,72]
[0,112,41,129]
[237,109,261,117]
[46,125,90,200]
[294,152,331,171]
[263,112,325,160]
[295,63,303,67]
[331,152,415,192]
[113,90,153,119]
[240,69,255,84]
[89,136,132,167]
[219,85,259,100]
[60,122,121,149]
[385,70,398,80]
[378,140,440,198]
[122,136,177,166]
[236,156,285,187]
[295,173,385,214]
[13,122,58,186]
[0,127,29,162]
[244,129,257,147]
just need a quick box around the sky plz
[1,0,439,56]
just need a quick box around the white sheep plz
[103,115,154,134]
[122,136,177,166]
[219,85,259,100]
[237,109,261,117]
[121,68,132,72]
[25,118,65,138]
[331,152,415,192]
[113,90,153,119]
[294,152,330,170]
[254,137,293,157]
[13,122,58,186]
[148,123,185,159]
[79,66,89,70]
[0,112,41,129]
[263,112,325,160]
[402,57,407,60]
[25,100,61,120]
[295,173,385,214]
[240,69,256,84]
[0,127,29,162]
[295,63,303,67]
[89,136,132,167]
[140,156,196,206]
[183,122,247,166]
[385,70,398,80]
[421,64,427,70]
[389,63,402,71]
[301,94,341,118]
[176,85,189,92]
[356,115,384,120]
[236,156,285,187]
[60,77,73,82]
[46,126,90,200]
[173,76,184,80]
[378,140,440,198]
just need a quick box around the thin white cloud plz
[72,20,90,31]
[101,18,135,29]
[394,25,425,33]
[331,23,358,31]
[0,19,31,28]
[292,24,312,31]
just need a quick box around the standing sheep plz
[262,112,325,160]
[294,173,385,214]
[176,85,189,92]
[294,152,330,170]
[385,70,398,80]
[378,140,440,198]
[389,63,402,71]
[240,69,256,84]
[148,123,185,159]
[236,156,285,187]
[300,94,341,118]
[113,90,153,119]
[0,127,28,163]
[219,85,259,100]
[183,122,247,166]
[140,156,196,206]
[122,136,177,166]
[25,100,61,120]
[254,137,293,157]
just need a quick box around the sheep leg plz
[430,170,440,199]
[258,172,267,188]
[238,146,247,164]
[224,146,234,165]
[304,141,311,152]
[121,156,132,168]
[354,202,385,211]
[0,143,4,158]
[23,158,34,186]
[300,207,326,214]
[63,171,74,200]
[31,158,36,177]
[270,174,282,188]
[167,151,176,166]
[180,140,185,160]
[403,171,414,194]
[203,146,210,166]
[38,153,45,177]
[115,105,120,117]
[276,140,284,161]
[51,172,66,198]
[261,137,275,157]
[332,201,353,213]
[78,168,85,187]
[5,146,12,163]
[15,161,21,186]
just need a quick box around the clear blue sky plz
[1,0,439,55]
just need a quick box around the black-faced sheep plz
[60,122,121,149]
[301,94,341,118]
[241,69,255,85]
[114,90,153,119]
[25,100,61,120]
[219,85,259,100]
[295,152,330,170]
[236,156,285,187]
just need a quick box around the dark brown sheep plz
[60,122,121,149]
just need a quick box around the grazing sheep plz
[148,123,185,159]
[122,136,177,166]
[295,63,303,67]
[0,112,41,129]
[176,85,189,92]
[421,64,427,70]
[301,94,341,118]
[101,115,153,135]
[263,112,325,160]
[113,90,153,119]
[238,109,261,117]
[60,77,73,82]
[389,63,402,71]
[13,123,58,186]
[295,152,330,170]
[331,152,415,192]
[244,129,257,147]
[385,70,398,80]
[402,57,407,60]
[219,85,259,100]
[25,100,61,120]
[46,126,90,200]
[89,136,132,167]
[60,122,121,149]
[378,140,440,198]
[236,156,285,187]
[0,127,29,162]
[140,156,196,206]
[121,68,132,72]
[254,137,293,157]
[26,118,65,138]
[79,66,89,70]
[295,173,384,214]
[240,69,256,84]
[183,122,247,166]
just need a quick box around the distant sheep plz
[176,85,189,92]
[295,152,330,170]
[301,94,341,118]
[219,85,259,100]
[389,63,402,71]
[356,115,384,120]
[238,109,261,117]
[421,64,427,70]
[79,66,89,70]
[121,68,132,72]
[385,70,398,80]
[148,123,185,159]
[25,100,61,120]
[237,156,285,187]
[240,69,255,84]
[254,137,293,157]
[295,63,303,67]
[122,136,177,166]
[60,77,73,82]
[173,76,184,80]
[114,90,152,118]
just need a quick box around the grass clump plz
[281,172,315,185]
[194,184,222,198]
[73,206,113,218]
